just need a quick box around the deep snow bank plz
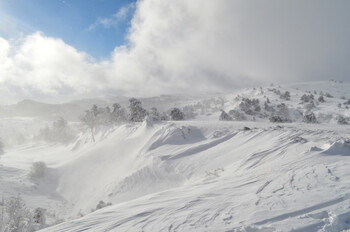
[39,122,350,231]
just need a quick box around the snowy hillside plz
[1,81,350,231]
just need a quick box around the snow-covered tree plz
[80,110,98,142]
[239,98,260,115]
[219,110,233,121]
[2,195,33,232]
[149,107,160,121]
[111,103,127,122]
[36,117,75,143]
[128,98,148,122]
[170,108,184,121]
[182,106,197,120]
[112,103,121,113]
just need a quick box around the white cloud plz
[104,0,350,95]
[0,32,107,102]
[88,2,135,31]
[115,3,136,20]
[1,0,350,103]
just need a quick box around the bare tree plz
[80,110,98,142]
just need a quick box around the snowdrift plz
[322,139,350,156]
[36,121,350,231]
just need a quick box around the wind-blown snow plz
[37,122,350,231]
[1,81,350,231]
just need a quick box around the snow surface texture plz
[1,81,350,231]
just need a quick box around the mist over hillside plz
[0,81,350,231]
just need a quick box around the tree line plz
[80,98,186,142]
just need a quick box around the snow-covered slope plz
[1,81,350,231]
[34,121,350,231]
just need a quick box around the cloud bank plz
[1,0,350,102]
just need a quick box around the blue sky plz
[0,0,136,59]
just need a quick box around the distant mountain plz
[0,99,87,121]
[0,95,199,120]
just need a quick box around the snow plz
[1,81,350,231]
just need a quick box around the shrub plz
[318,95,325,103]
[300,94,314,103]
[33,207,46,227]
[303,112,317,123]
[336,115,348,125]
[269,116,284,123]
[91,201,112,212]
